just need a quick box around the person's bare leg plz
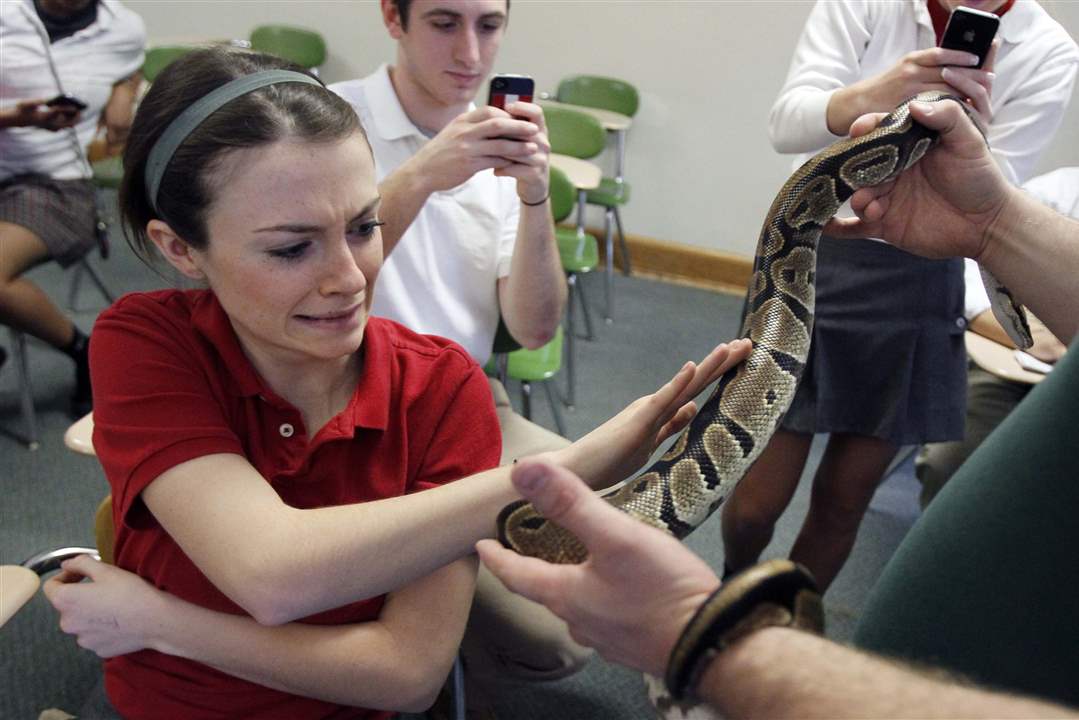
[789,432,897,591]
[0,222,76,348]
[721,429,813,574]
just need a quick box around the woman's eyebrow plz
[253,196,382,234]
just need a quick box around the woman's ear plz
[147,220,205,280]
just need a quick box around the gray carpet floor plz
[1,204,923,719]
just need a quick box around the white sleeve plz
[963,258,991,321]
[768,0,872,154]
[986,46,1079,185]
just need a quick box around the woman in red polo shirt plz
[42,47,749,719]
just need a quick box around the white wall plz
[128,0,1079,259]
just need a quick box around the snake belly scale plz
[497,92,1028,564]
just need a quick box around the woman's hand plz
[552,339,753,491]
[827,44,997,135]
[43,555,166,658]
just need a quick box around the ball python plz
[497,91,1031,564]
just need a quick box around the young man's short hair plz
[394,0,510,31]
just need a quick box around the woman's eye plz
[349,220,385,238]
[269,242,310,261]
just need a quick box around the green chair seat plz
[506,326,563,382]
[90,155,123,190]
[556,227,598,273]
[585,178,631,207]
[249,25,327,69]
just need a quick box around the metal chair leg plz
[543,381,567,437]
[578,273,595,341]
[565,276,577,409]
[452,654,466,720]
[604,208,615,323]
[614,206,631,276]
[9,330,39,451]
[520,381,533,420]
[68,262,85,310]
[82,259,116,303]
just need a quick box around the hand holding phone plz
[940,6,1000,68]
[45,94,89,111]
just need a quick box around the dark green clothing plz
[855,335,1079,706]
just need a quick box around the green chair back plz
[549,166,576,223]
[544,105,605,160]
[557,75,640,118]
[250,24,327,69]
[142,45,197,83]
[91,155,123,190]
[506,325,563,382]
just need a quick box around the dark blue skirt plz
[780,236,967,445]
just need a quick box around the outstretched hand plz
[555,339,753,491]
[477,460,720,678]
[826,99,1011,261]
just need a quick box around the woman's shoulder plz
[97,288,208,327]
[368,317,480,373]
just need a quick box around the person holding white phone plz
[721,0,1078,593]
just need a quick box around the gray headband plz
[144,69,323,213]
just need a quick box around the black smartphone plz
[487,74,534,111]
[45,93,88,111]
[939,6,999,68]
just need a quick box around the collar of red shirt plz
[927,0,1016,45]
[189,291,390,431]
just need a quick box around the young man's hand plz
[410,105,544,194]
[494,101,550,206]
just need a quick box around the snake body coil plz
[497,92,1027,563]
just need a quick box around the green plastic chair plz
[249,24,327,71]
[555,76,640,319]
[556,75,640,118]
[551,166,598,407]
[506,325,566,436]
[142,45,197,83]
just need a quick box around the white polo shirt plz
[330,65,520,366]
[0,0,145,181]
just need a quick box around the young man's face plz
[384,0,508,109]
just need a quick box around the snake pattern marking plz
[497,91,1030,565]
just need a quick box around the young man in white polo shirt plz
[0,0,145,417]
[330,0,582,714]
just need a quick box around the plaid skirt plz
[780,236,967,445]
[0,174,97,268]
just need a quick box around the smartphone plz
[487,74,534,111]
[939,6,999,68]
[45,93,88,111]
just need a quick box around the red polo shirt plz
[90,289,501,720]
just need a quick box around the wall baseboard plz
[570,225,753,296]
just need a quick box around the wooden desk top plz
[965,332,1047,385]
[64,412,96,457]
[0,565,40,628]
[550,154,601,190]
[539,99,632,131]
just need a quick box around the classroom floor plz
[1,204,923,719]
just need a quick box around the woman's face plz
[193,133,382,369]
